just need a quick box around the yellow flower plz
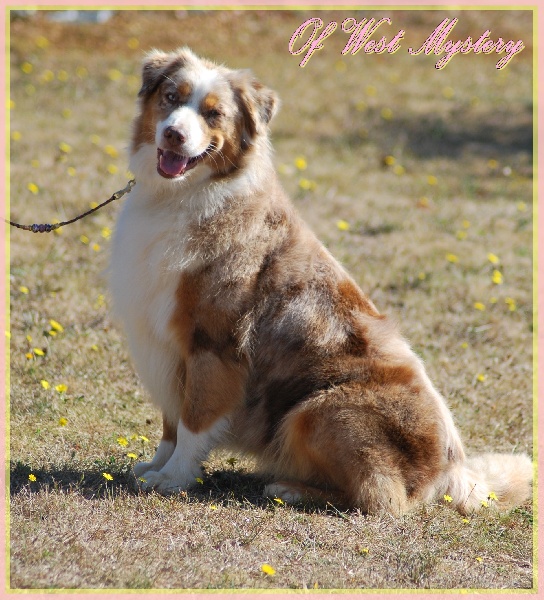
[92,243,101,252]
[90,344,99,351]
[490,297,498,304]
[33,348,45,356]
[104,145,118,158]
[127,37,140,50]
[476,373,487,382]
[298,178,316,191]
[294,156,307,171]
[117,436,129,447]
[107,164,118,175]
[28,474,37,482]
[25,353,33,360]
[393,165,405,176]
[476,556,483,563]
[491,270,503,285]
[57,70,69,82]
[210,504,218,510]
[101,227,112,239]
[21,62,33,74]
[11,131,22,141]
[365,84,377,96]
[40,70,55,83]
[456,231,467,240]
[49,319,64,333]
[474,302,486,311]
[487,253,500,265]
[19,286,29,294]
[40,380,50,390]
[80,235,90,245]
[380,107,393,121]
[445,253,458,264]
[261,564,276,576]
[139,435,149,443]
[481,500,488,508]
[517,202,527,213]
[126,452,138,460]
[443,494,452,503]
[76,66,88,79]
[505,297,517,312]
[336,219,350,231]
[460,342,469,349]
[360,547,369,555]
[35,35,49,49]
[273,497,284,505]
[58,417,68,426]
[418,272,426,281]
[67,167,77,177]
[26,335,32,343]
[102,472,113,481]
[462,518,470,524]
[55,384,67,393]
[90,134,101,145]
[27,183,39,195]
[61,108,72,119]
[383,155,395,166]
[59,142,72,154]
[462,220,471,229]
[487,159,498,169]
[488,491,498,501]
[427,175,438,186]
[108,69,123,81]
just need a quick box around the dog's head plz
[131,47,278,182]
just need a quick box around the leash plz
[6,179,136,233]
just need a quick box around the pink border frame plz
[0,1,540,599]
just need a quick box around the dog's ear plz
[138,49,191,98]
[231,70,279,142]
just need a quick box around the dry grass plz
[8,9,534,591]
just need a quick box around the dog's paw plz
[263,482,304,504]
[133,461,159,477]
[138,470,193,495]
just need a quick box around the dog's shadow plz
[9,460,315,512]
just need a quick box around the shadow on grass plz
[339,106,533,160]
[10,460,341,516]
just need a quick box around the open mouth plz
[156,148,206,179]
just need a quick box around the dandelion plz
[33,348,45,356]
[59,142,72,154]
[25,353,33,360]
[92,243,101,252]
[139,435,149,443]
[90,344,99,352]
[456,230,467,240]
[76,66,88,78]
[210,504,218,510]
[443,494,452,503]
[67,167,77,177]
[474,302,486,311]
[445,253,459,264]
[261,564,276,576]
[487,253,500,265]
[380,107,393,121]
[57,70,69,82]
[11,131,22,141]
[298,178,316,191]
[89,202,99,209]
[90,134,101,145]
[107,164,118,175]
[31,159,40,168]
[21,62,33,74]
[490,297,498,304]
[104,145,119,158]
[517,202,527,212]
[49,319,64,333]
[27,183,39,195]
[294,156,307,171]
[26,335,32,343]
[35,35,49,49]
[462,220,471,229]
[101,227,112,239]
[336,219,350,231]
[108,69,123,81]
[19,286,29,294]
[418,272,426,281]
[365,84,377,96]
[476,373,487,383]
[460,342,469,349]
[55,384,67,393]
[505,297,517,312]
[273,497,284,505]
[126,452,138,460]
[427,175,438,186]
[61,109,72,119]
[94,295,105,309]
[102,472,113,481]
[355,100,366,112]
[393,165,405,176]
[59,417,68,426]
[359,547,369,555]
[476,557,483,563]
[462,518,470,524]
[40,380,50,390]
[491,270,503,285]
[127,37,140,50]
[481,500,488,508]
[28,474,37,482]
[80,235,90,245]
[40,69,55,83]
[488,491,498,501]
[383,155,395,166]
[117,437,129,447]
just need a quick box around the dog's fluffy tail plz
[441,453,533,514]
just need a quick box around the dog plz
[109,47,532,515]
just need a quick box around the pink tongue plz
[160,150,189,177]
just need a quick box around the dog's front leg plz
[139,350,247,494]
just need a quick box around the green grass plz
[8,9,534,590]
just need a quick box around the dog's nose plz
[164,126,186,146]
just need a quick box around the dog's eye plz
[165,92,179,104]
[206,109,222,121]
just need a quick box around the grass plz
[7,9,534,591]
